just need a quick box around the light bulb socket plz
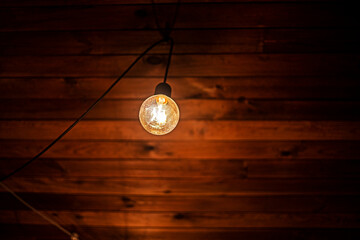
[154,82,172,97]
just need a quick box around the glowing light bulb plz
[139,94,180,135]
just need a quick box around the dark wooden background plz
[1,0,360,239]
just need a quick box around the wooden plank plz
[1,225,359,240]
[1,121,360,140]
[0,30,263,55]
[2,193,360,212]
[1,77,359,100]
[2,158,360,179]
[0,140,359,159]
[0,0,341,7]
[0,159,247,178]
[0,4,358,32]
[1,29,358,55]
[263,29,360,53]
[2,177,360,195]
[1,54,359,77]
[1,99,360,120]
[246,160,360,178]
[0,210,359,228]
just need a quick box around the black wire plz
[0,38,167,183]
[150,0,178,83]
[151,0,165,39]
[163,37,174,83]
[167,0,181,37]
[151,0,181,40]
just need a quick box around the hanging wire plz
[0,182,79,240]
[0,38,167,183]
[151,0,181,39]
[0,37,176,240]
[1,1,181,239]
[163,37,174,83]
[150,0,179,83]
[1,0,181,182]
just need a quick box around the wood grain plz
[1,54,359,77]
[1,158,359,179]
[0,159,248,178]
[1,29,358,55]
[1,77,359,100]
[0,0,342,7]
[2,194,360,212]
[0,0,359,237]
[1,226,359,240]
[0,30,263,55]
[2,178,360,195]
[1,121,360,140]
[1,140,359,159]
[1,210,359,228]
[1,99,360,120]
[0,4,358,32]
[263,29,360,53]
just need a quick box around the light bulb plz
[139,94,180,135]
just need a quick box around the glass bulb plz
[139,94,180,135]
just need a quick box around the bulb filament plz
[150,104,167,125]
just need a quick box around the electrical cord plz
[1,38,176,240]
[151,0,180,39]
[1,1,180,239]
[0,182,78,239]
[163,37,174,83]
[0,37,175,240]
[150,0,179,83]
[0,0,180,184]
[0,38,167,183]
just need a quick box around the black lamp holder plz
[154,82,172,97]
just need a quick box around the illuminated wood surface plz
[0,1,359,239]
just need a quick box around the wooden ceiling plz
[1,0,360,239]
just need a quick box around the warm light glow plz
[139,94,180,135]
